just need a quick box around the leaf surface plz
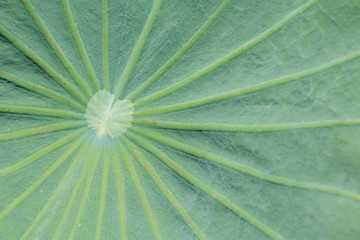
[0,0,360,239]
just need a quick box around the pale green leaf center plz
[85,90,133,138]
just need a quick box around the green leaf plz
[1,0,359,239]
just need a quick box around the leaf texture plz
[0,0,360,239]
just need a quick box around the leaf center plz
[85,90,134,138]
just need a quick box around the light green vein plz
[19,135,88,240]
[134,49,360,116]
[0,71,85,111]
[133,0,318,107]
[62,0,100,91]
[118,140,163,240]
[102,0,109,91]
[0,120,86,141]
[0,133,84,220]
[0,105,85,119]
[0,24,88,105]
[125,131,284,240]
[113,0,163,100]
[95,148,110,240]
[52,142,90,240]
[112,147,128,240]
[126,0,231,101]
[22,0,94,98]
[132,119,360,132]
[52,140,93,240]
[123,138,207,240]
[0,128,84,177]
[68,143,101,240]
[130,127,360,201]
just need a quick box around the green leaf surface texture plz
[0,0,359,239]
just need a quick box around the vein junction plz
[85,90,134,138]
